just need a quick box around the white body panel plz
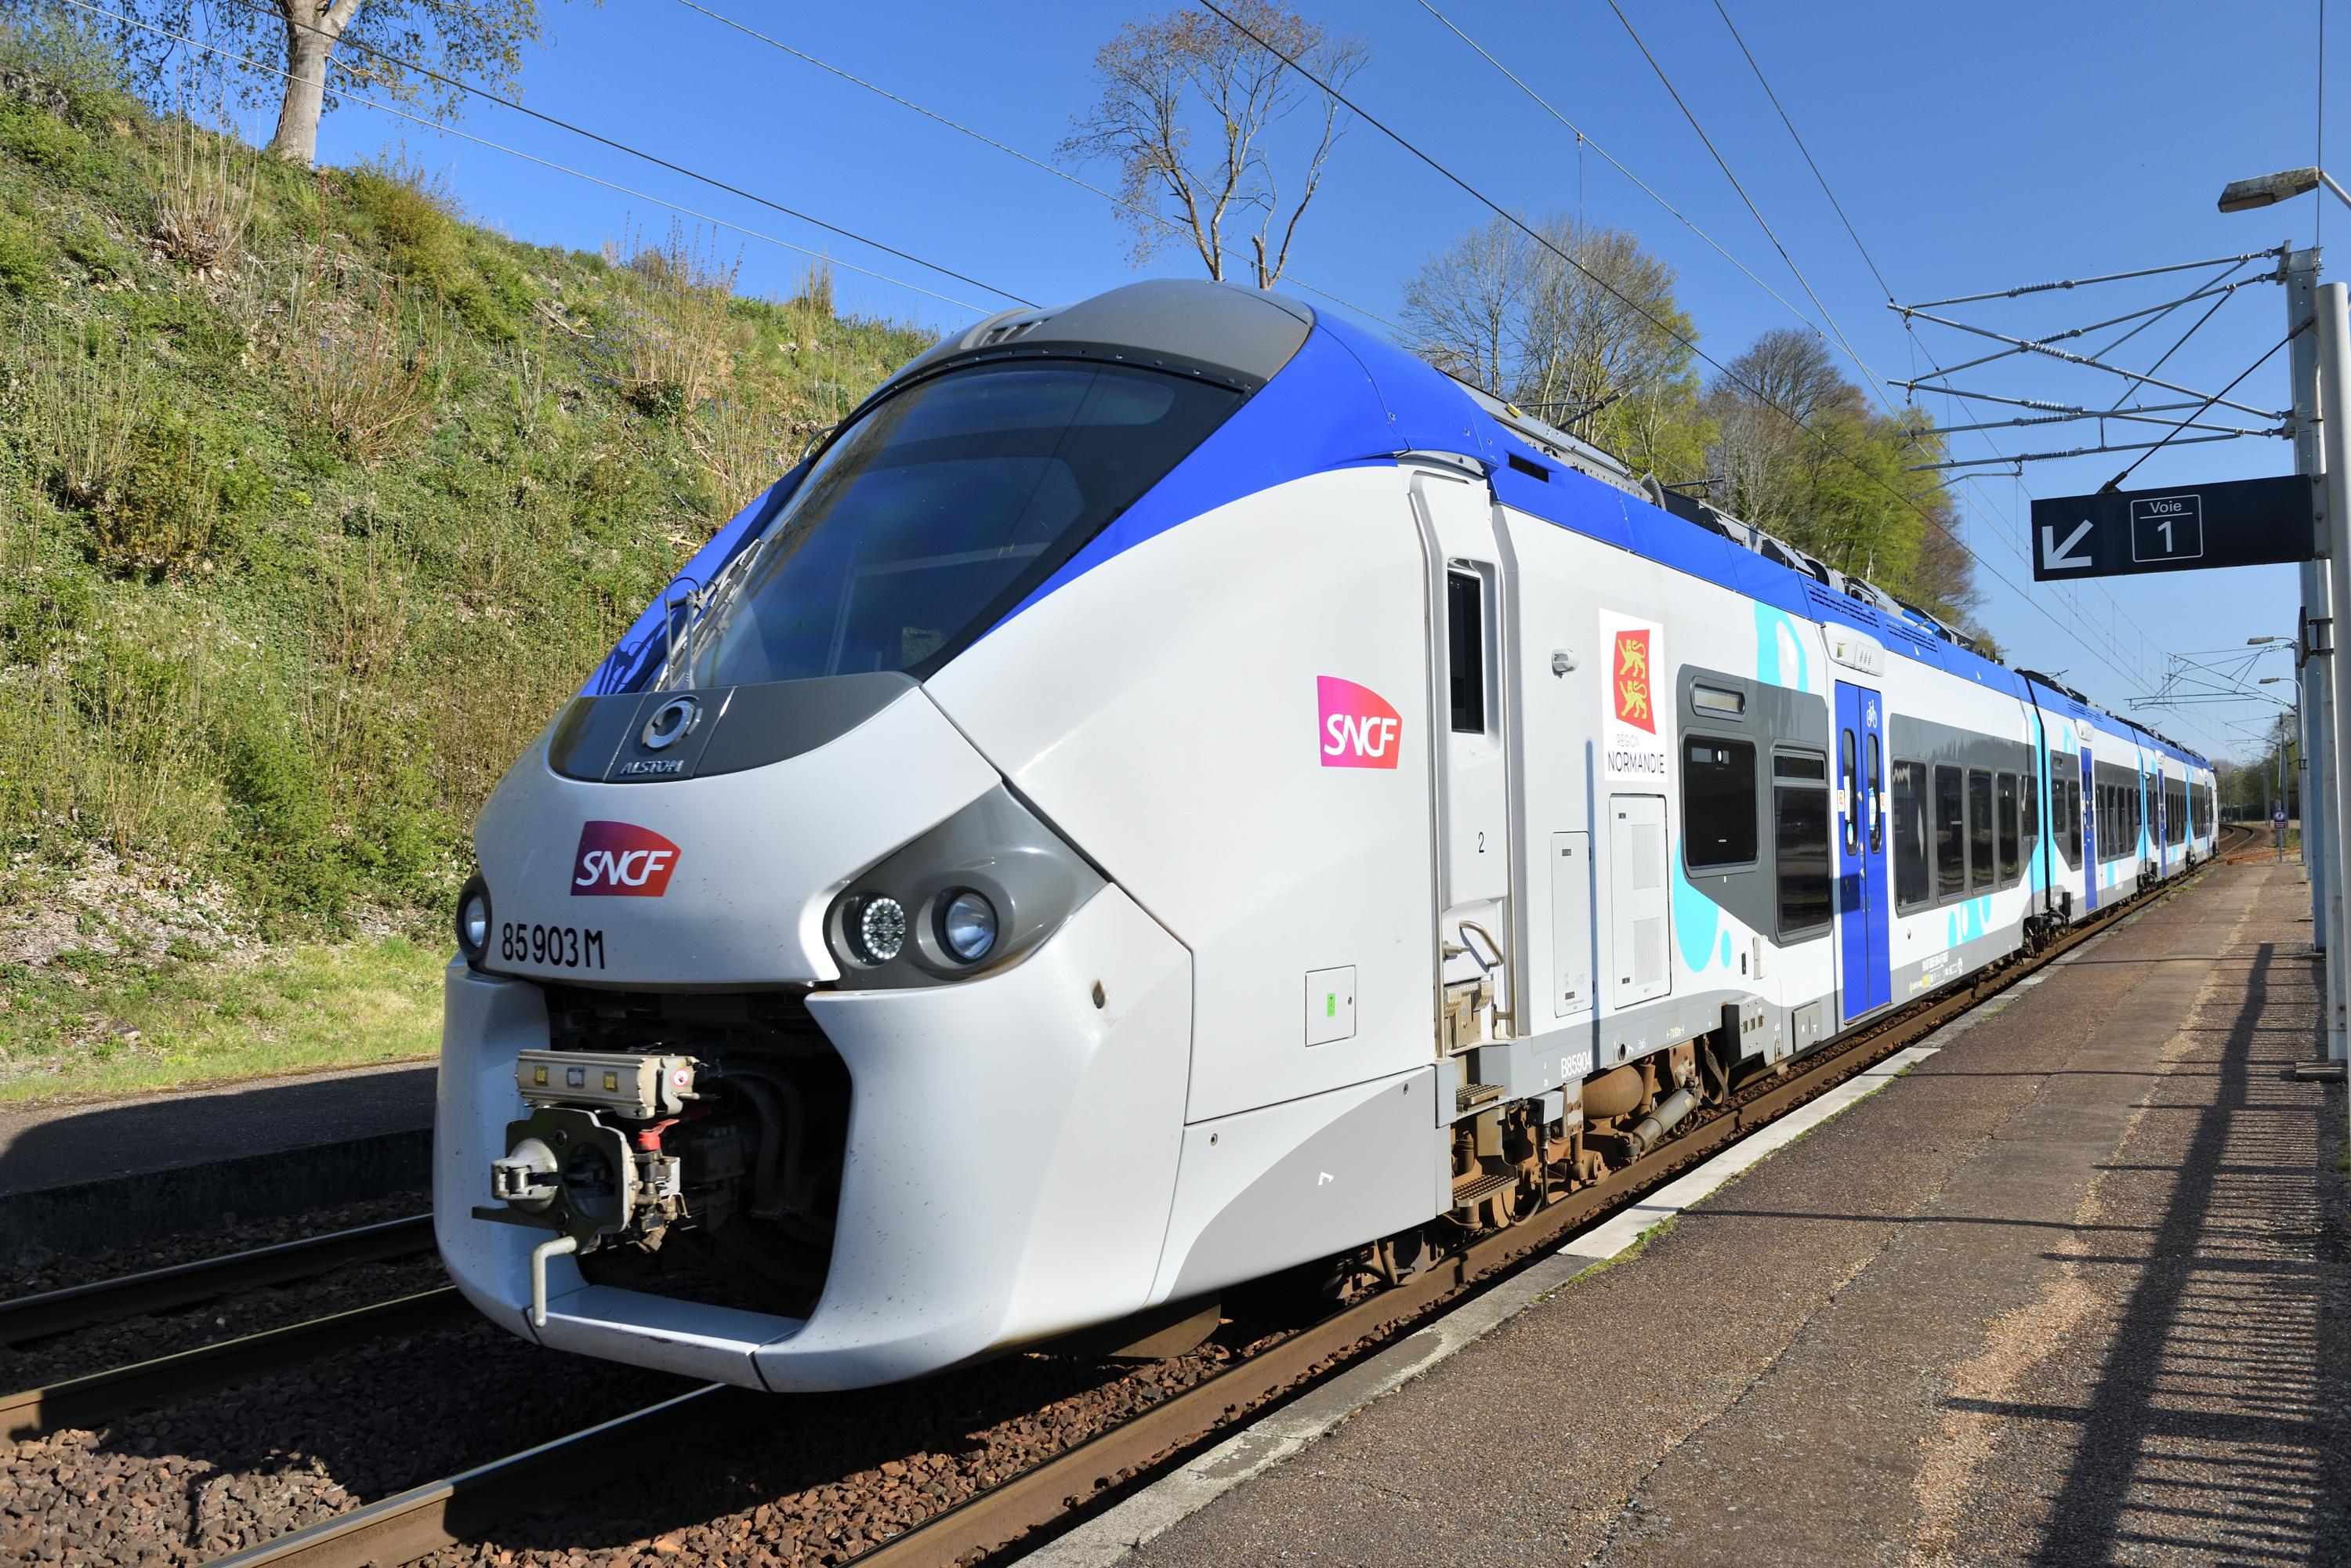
[929,466,1437,1124]
[472,690,998,987]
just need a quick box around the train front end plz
[436,282,1312,1390]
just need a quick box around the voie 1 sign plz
[2030,474,2314,581]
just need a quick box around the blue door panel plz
[2081,747,2098,912]
[1835,681,1892,1020]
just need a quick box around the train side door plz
[1412,470,1514,1055]
[2081,745,2098,911]
[2156,766,2168,875]
[1835,681,1892,1019]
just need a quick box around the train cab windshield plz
[661,359,1238,690]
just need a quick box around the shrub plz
[39,315,146,513]
[278,269,433,465]
[150,112,253,275]
[596,219,741,415]
[0,208,52,294]
[0,97,84,174]
[91,410,224,578]
[346,153,513,339]
[0,13,133,109]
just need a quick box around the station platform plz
[1045,861,2351,1566]
[0,1060,433,1257]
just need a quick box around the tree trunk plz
[269,15,337,165]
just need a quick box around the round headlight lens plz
[455,875,491,962]
[855,895,907,963]
[940,890,998,963]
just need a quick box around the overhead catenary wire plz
[1193,0,2206,743]
[665,0,1411,336]
[60,0,1006,313]
[1602,0,1895,412]
[199,0,1034,306]
[1709,0,1895,303]
[1410,0,1817,333]
[1697,1,2199,734]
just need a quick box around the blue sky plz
[288,0,2338,762]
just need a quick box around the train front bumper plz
[433,880,1193,1390]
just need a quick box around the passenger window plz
[1840,730,1860,854]
[1893,760,1929,907]
[1968,770,1994,891]
[1935,765,1965,899]
[1446,570,1486,733]
[1683,738,1758,869]
[1773,751,1831,937]
[1996,773,2021,884]
[1865,734,1884,855]
[2022,770,2038,846]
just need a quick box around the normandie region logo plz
[1613,629,1655,734]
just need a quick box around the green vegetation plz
[0,20,930,1096]
[0,936,444,1102]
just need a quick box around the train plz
[435,279,2216,1391]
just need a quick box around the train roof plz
[629,281,2210,773]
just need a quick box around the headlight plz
[456,874,492,966]
[938,890,997,963]
[850,894,907,964]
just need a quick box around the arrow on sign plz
[2041,519,2095,570]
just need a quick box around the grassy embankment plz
[0,30,931,1100]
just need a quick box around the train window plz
[1968,770,1994,891]
[2022,771,2038,845]
[1774,759,1832,938]
[1996,773,2021,884]
[1692,684,1745,715]
[665,360,1241,688]
[1447,570,1487,733]
[1683,738,1758,869]
[2067,779,2082,863]
[1839,730,1860,854]
[1866,734,1884,855]
[1775,753,1827,780]
[1935,765,1965,899]
[1893,760,1930,907]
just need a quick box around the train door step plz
[1454,1082,1505,1114]
[1450,1169,1513,1208]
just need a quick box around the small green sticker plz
[1325,993,1336,1017]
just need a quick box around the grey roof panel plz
[892,278,1315,389]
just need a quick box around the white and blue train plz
[436,281,2216,1390]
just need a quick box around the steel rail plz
[0,1214,435,1345]
[199,860,2219,1568]
[1,1287,466,1440]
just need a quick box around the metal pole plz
[2286,250,2343,1058]
[2313,278,2351,1061]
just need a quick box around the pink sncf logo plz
[572,821,681,897]
[1318,676,1401,770]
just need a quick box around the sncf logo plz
[571,820,680,897]
[1318,675,1401,770]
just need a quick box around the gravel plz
[0,1192,440,1393]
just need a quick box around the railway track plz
[200,856,2224,1568]
[0,1212,434,1346]
[0,1212,449,1441]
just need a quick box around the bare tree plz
[52,0,587,166]
[1060,2,1367,288]
[1403,213,1708,481]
